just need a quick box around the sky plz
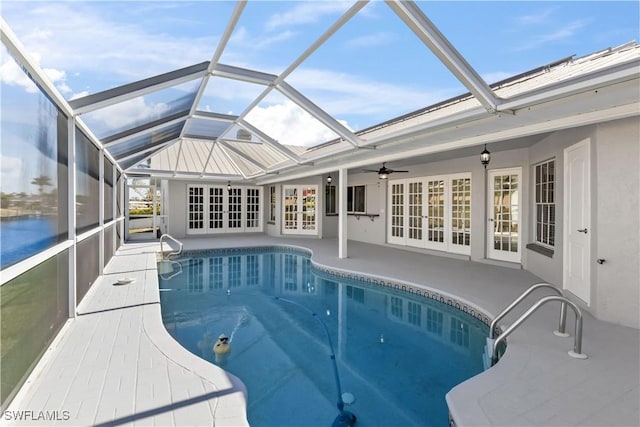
[1,0,639,154]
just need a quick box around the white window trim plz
[533,158,556,249]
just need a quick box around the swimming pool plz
[158,247,488,427]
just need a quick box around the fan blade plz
[362,169,379,172]
[388,169,408,173]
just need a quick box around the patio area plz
[6,236,639,426]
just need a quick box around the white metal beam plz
[103,113,189,147]
[386,0,500,113]
[217,139,268,172]
[115,138,179,162]
[212,63,278,86]
[69,62,209,114]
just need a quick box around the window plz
[390,296,403,319]
[407,301,422,326]
[104,158,114,222]
[325,185,336,214]
[347,185,366,213]
[535,160,555,247]
[269,186,276,222]
[76,130,100,233]
[0,66,69,268]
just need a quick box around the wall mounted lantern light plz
[326,174,332,184]
[227,181,231,193]
[480,144,491,168]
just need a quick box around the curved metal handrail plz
[159,234,183,259]
[489,282,567,339]
[491,295,587,366]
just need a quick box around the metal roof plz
[3,1,638,184]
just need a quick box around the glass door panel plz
[301,187,317,232]
[187,186,205,233]
[426,178,446,250]
[245,188,261,231]
[227,188,243,230]
[209,187,224,230]
[488,168,521,262]
[450,176,471,254]
[407,180,423,245]
[388,181,405,245]
[283,186,299,232]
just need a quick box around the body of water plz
[1,217,57,269]
[159,248,487,427]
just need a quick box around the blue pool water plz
[0,217,57,269]
[159,248,488,427]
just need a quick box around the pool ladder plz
[159,234,183,259]
[483,282,587,369]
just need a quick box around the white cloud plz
[516,8,556,26]
[265,2,352,31]
[87,97,170,133]
[514,20,590,51]
[245,99,343,147]
[287,68,454,120]
[0,57,38,93]
[2,2,214,93]
[0,155,24,193]
[345,32,396,49]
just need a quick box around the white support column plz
[68,118,77,318]
[338,168,348,259]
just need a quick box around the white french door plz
[487,168,522,262]
[388,181,406,245]
[425,177,447,251]
[282,185,317,235]
[387,174,471,255]
[564,140,591,304]
[187,184,262,234]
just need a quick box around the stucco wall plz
[524,126,594,287]
[594,117,639,328]
[167,180,188,238]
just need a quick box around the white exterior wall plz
[593,117,639,328]
[167,180,188,238]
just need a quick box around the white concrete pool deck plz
[5,236,639,426]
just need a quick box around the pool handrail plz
[491,295,587,366]
[489,282,567,340]
[159,234,183,259]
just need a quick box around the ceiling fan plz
[362,162,409,179]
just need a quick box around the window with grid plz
[347,185,366,213]
[426,307,443,336]
[188,186,204,230]
[449,317,470,348]
[407,301,422,327]
[390,296,403,319]
[246,188,260,228]
[325,185,336,214]
[535,159,555,247]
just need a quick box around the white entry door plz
[488,168,522,262]
[564,140,591,304]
